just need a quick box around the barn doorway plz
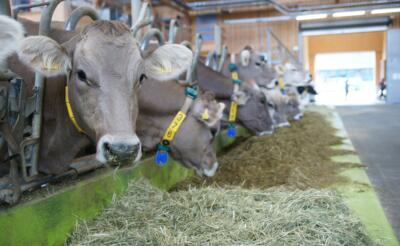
[303,30,386,106]
[314,51,378,105]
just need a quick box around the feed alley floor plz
[337,105,400,240]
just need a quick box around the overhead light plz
[371,8,400,14]
[332,10,366,18]
[296,13,328,21]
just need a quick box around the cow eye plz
[255,62,261,66]
[139,74,147,83]
[260,98,266,104]
[77,69,87,82]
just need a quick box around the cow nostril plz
[104,142,111,152]
[210,128,218,137]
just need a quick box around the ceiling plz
[163,0,400,15]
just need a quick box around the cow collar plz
[154,85,198,166]
[227,63,241,138]
[65,85,86,134]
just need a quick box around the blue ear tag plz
[227,125,237,138]
[155,150,169,166]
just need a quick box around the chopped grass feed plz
[68,181,376,246]
[174,112,356,190]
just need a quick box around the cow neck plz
[226,63,241,138]
[154,85,198,166]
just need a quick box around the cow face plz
[235,86,275,135]
[235,48,277,88]
[170,93,224,177]
[285,88,303,121]
[18,21,192,165]
[281,63,309,87]
[262,88,291,128]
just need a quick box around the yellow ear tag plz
[159,63,173,74]
[229,101,238,122]
[43,63,61,71]
[202,108,209,120]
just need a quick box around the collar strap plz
[65,86,85,134]
[155,86,197,166]
[226,63,242,138]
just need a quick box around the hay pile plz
[68,181,375,246]
[174,112,354,190]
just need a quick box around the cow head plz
[235,47,277,88]
[235,85,275,135]
[286,87,303,121]
[18,21,192,165]
[281,62,309,87]
[262,88,291,128]
[169,92,224,177]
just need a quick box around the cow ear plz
[143,44,193,81]
[232,90,249,105]
[0,16,25,65]
[18,36,71,77]
[240,49,250,66]
[192,93,225,127]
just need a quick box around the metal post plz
[28,0,65,178]
[214,25,222,55]
[186,34,203,84]
[65,6,99,31]
[140,28,165,52]
[266,28,272,67]
[0,0,12,16]
[217,45,227,73]
[168,19,178,43]
[131,0,141,26]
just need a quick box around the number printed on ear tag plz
[227,126,237,138]
[155,150,169,166]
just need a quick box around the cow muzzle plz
[202,162,219,177]
[294,113,303,121]
[96,134,142,165]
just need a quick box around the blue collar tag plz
[227,124,237,138]
[155,150,169,166]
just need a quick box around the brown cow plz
[138,79,224,176]
[196,61,274,136]
[6,20,192,174]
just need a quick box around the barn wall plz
[306,31,385,84]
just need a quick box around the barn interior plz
[0,0,400,245]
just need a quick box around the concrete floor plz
[337,105,400,240]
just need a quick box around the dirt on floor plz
[173,112,358,191]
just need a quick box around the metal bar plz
[217,45,227,73]
[168,19,178,43]
[132,0,141,26]
[267,27,272,67]
[0,0,12,16]
[140,28,165,52]
[132,2,153,39]
[186,34,203,84]
[267,28,301,67]
[65,6,99,31]
[214,25,222,55]
[12,2,50,19]
[28,0,65,178]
